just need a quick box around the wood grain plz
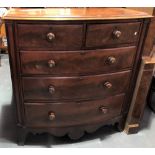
[22,71,131,101]
[3,8,152,144]
[24,94,124,127]
[3,8,151,20]
[20,47,136,76]
[86,22,140,48]
[17,24,83,50]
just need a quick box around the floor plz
[0,54,155,148]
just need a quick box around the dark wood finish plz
[5,22,24,125]
[17,115,122,144]
[17,24,83,50]
[20,47,136,76]
[4,8,151,145]
[86,22,140,48]
[17,126,27,146]
[22,71,131,101]
[24,94,124,127]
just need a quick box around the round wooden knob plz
[99,107,108,114]
[104,81,112,89]
[49,85,55,94]
[48,60,55,68]
[46,32,55,42]
[48,112,55,121]
[113,30,122,38]
[106,56,116,65]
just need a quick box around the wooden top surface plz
[3,8,152,21]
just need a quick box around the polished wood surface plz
[20,47,136,76]
[4,8,151,144]
[24,94,124,127]
[22,71,131,101]
[17,24,83,50]
[3,8,152,20]
[16,21,141,51]
[86,22,140,48]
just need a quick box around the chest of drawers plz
[3,8,151,145]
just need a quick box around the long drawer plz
[17,24,83,50]
[24,94,124,127]
[22,71,131,101]
[20,46,136,76]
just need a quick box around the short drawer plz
[24,94,124,127]
[86,22,141,48]
[20,46,136,76]
[22,71,131,101]
[17,24,83,50]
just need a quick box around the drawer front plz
[17,24,83,50]
[22,71,131,101]
[20,46,136,76]
[24,94,124,127]
[86,22,141,48]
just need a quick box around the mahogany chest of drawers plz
[3,8,151,145]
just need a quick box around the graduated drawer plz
[20,46,136,76]
[17,24,83,50]
[86,22,141,48]
[24,94,124,127]
[22,71,131,101]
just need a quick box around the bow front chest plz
[3,8,151,145]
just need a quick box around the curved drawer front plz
[20,46,136,76]
[17,24,83,50]
[22,71,131,101]
[86,22,140,48]
[24,94,124,127]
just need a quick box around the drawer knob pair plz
[48,112,55,121]
[48,60,55,68]
[113,30,122,38]
[48,107,108,121]
[46,32,55,42]
[49,82,112,95]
